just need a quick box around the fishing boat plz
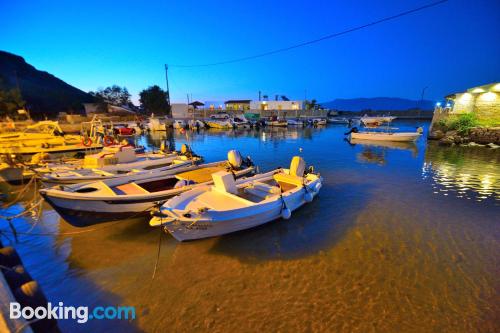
[265,116,287,127]
[40,145,199,184]
[205,119,234,129]
[360,115,397,126]
[0,162,34,186]
[287,119,304,126]
[39,150,255,226]
[150,156,322,241]
[0,120,103,160]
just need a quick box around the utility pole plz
[419,86,428,119]
[164,64,171,116]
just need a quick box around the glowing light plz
[471,88,485,93]
[446,103,451,107]
[479,92,497,102]
[458,93,472,103]
[491,83,500,92]
[436,102,441,107]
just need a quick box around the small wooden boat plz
[188,119,206,129]
[266,116,287,127]
[39,150,255,227]
[205,119,234,129]
[150,156,322,241]
[350,130,421,142]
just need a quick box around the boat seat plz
[113,182,149,195]
[273,173,303,191]
[175,164,225,183]
[243,182,280,199]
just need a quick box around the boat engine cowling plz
[228,150,243,169]
[180,144,191,155]
[290,156,306,177]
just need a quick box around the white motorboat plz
[39,150,255,226]
[173,119,187,129]
[188,119,206,130]
[311,118,327,126]
[231,115,251,128]
[148,116,166,131]
[287,119,304,126]
[40,145,200,184]
[360,115,397,126]
[327,117,349,124]
[150,156,322,241]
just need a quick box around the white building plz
[249,100,303,111]
[171,103,191,119]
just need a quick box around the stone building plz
[437,82,500,124]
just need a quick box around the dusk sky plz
[1,0,499,104]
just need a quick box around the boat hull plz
[164,177,322,241]
[351,132,420,142]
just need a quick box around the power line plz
[170,0,449,68]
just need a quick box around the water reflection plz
[423,142,500,201]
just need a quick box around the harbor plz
[0,120,499,332]
[2,0,500,331]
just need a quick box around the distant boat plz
[360,115,396,127]
[327,117,349,124]
[266,116,287,127]
[311,118,327,126]
[148,117,166,131]
[150,156,322,241]
[287,119,304,126]
[231,115,251,128]
[206,119,234,129]
[173,119,187,129]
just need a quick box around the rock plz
[439,136,455,146]
[487,143,500,149]
[429,130,444,140]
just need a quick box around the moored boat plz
[39,150,255,227]
[360,115,397,126]
[150,156,322,241]
[287,119,304,126]
[349,129,421,142]
[40,145,200,184]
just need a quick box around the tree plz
[90,85,131,106]
[139,85,171,116]
[0,78,26,118]
[305,99,318,111]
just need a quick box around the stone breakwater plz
[429,127,500,146]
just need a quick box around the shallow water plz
[1,121,499,332]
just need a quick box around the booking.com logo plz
[10,302,135,324]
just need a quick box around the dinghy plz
[150,156,322,241]
[347,127,421,142]
[287,119,304,126]
[40,145,200,184]
[39,150,255,227]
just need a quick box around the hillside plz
[0,51,94,118]
[321,97,434,112]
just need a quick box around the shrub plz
[447,113,478,135]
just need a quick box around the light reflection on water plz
[1,121,499,332]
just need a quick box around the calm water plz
[1,121,499,332]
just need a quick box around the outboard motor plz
[289,156,306,177]
[344,127,358,135]
[180,144,191,155]
[227,150,243,170]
